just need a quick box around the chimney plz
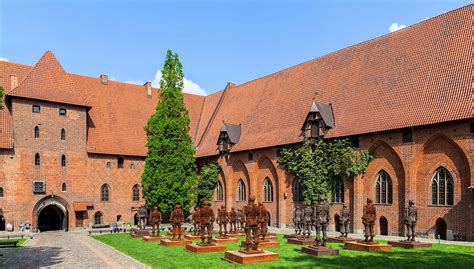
[144,81,152,98]
[10,75,18,89]
[100,74,108,85]
[225,82,236,90]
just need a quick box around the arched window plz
[61,155,66,167]
[94,212,103,225]
[106,162,111,169]
[0,187,3,197]
[237,179,246,202]
[216,181,224,201]
[35,153,40,166]
[34,126,40,138]
[293,179,303,202]
[101,184,110,202]
[61,129,66,140]
[432,167,454,206]
[132,185,140,201]
[375,170,392,204]
[61,183,67,192]
[263,177,273,202]
[333,178,344,203]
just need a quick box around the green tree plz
[196,163,221,205]
[279,139,373,204]
[141,49,197,212]
[0,86,4,108]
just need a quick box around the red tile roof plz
[1,5,472,157]
[194,4,474,156]
[7,51,88,107]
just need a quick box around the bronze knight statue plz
[199,200,215,245]
[170,204,184,240]
[217,205,229,237]
[149,206,162,236]
[192,206,201,235]
[237,209,245,231]
[257,203,269,241]
[339,204,350,237]
[302,202,313,238]
[240,195,262,253]
[404,200,418,242]
[362,198,376,242]
[313,196,330,247]
[293,205,303,236]
[229,207,238,233]
[137,205,148,230]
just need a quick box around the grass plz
[93,233,474,269]
[0,238,27,248]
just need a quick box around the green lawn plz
[0,238,27,248]
[93,233,474,269]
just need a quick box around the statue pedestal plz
[228,232,245,237]
[160,238,192,247]
[287,237,314,245]
[387,241,432,249]
[344,241,392,252]
[142,235,165,242]
[256,240,280,248]
[185,243,226,253]
[327,237,357,243]
[223,250,279,264]
[301,245,339,256]
[184,235,202,240]
[284,234,300,239]
[263,235,278,241]
[129,229,150,238]
[166,229,186,236]
[211,237,238,244]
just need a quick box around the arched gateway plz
[33,195,69,232]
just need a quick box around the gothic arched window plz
[94,212,103,225]
[237,179,246,202]
[101,184,110,202]
[61,155,66,167]
[61,129,66,140]
[216,181,224,201]
[432,167,454,206]
[293,178,303,202]
[35,153,40,166]
[263,177,273,202]
[34,126,40,138]
[375,170,392,204]
[62,183,67,192]
[132,184,140,201]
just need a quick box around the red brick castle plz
[0,5,472,240]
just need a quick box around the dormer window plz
[59,108,67,116]
[217,122,241,154]
[301,100,335,139]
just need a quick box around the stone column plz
[352,174,364,235]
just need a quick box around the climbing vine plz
[279,139,373,204]
[0,86,4,108]
[196,162,221,205]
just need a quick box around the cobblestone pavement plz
[268,226,474,246]
[0,230,149,269]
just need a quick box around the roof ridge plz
[227,4,473,92]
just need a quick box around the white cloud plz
[389,22,406,33]
[0,57,9,62]
[152,70,207,96]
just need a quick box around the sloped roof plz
[219,123,241,144]
[7,51,88,107]
[194,5,473,157]
[0,4,472,157]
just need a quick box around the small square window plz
[59,108,67,116]
[32,105,40,113]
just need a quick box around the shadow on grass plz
[280,247,474,269]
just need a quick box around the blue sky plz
[0,0,471,95]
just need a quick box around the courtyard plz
[94,232,474,268]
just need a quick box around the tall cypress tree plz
[141,50,197,212]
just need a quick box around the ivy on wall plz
[0,86,4,108]
[278,139,373,204]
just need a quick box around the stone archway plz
[379,216,388,235]
[33,195,68,232]
[334,214,341,232]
